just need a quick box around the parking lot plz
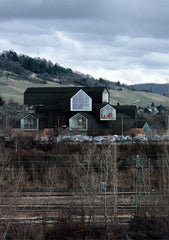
[34,133,169,143]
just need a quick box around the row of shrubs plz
[1,216,169,240]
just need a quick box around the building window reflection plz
[69,113,88,130]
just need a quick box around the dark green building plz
[21,87,148,136]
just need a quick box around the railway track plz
[0,215,132,225]
[0,189,162,225]
[1,188,157,197]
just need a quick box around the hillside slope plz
[0,50,168,107]
[0,70,65,104]
[133,83,169,96]
[0,69,168,107]
[109,88,168,107]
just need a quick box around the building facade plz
[21,87,149,136]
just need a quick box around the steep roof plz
[113,105,137,118]
[133,119,148,128]
[24,87,108,105]
[21,113,47,119]
[24,87,106,94]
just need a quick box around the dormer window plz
[100,104,116,120]
[70,89,92,111]
[21,114,39,131]
[69,113,88,130]
[102,88,109,103]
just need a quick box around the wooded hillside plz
[0,50,120,89]
[0,50,168,107]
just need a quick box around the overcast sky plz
[0,0,169,85]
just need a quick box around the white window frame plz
[102,88,109,103]
[69,113,88,131]
[100,104,116,120]
[21,114,39,131]
[70,89,92,111]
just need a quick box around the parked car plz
[162,134,169,141]
[94,136,104,143]
[133,134,148,141]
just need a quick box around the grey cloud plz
[0,0,169,38]
[0,0,104,20]
[0,0,169,84]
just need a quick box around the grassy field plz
[0,71,64,104]
[109,88,169,107]
[0,69,169,107]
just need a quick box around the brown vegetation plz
[0,134,169,239]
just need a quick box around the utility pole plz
[121,115,123,136]
[148,158,151,195]
[37,46,39,58]
[100,159,103,192]
[135,155,141,213]
[5,115,8,130]
[113,143,117,221]
[104,182,107,228]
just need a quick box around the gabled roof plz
[21,113,47,120]
[92,103,110,120]
[113,105,137,118]
[133,120,148,128]
[25,87,107,94]
[24,87,108,105]
[35,105,62,111]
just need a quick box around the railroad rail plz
[0,189,164,225]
